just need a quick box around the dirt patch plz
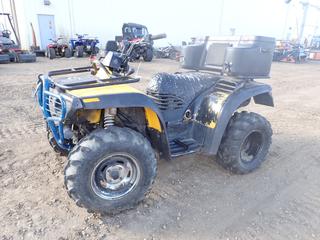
[0,58,320,239]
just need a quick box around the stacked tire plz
[0,54,10,63]
[17,53,36,63]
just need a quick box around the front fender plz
[71,90,171,159]
[192,80,273,155]
[80,92,164,118]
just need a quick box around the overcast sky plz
[66,0,320,46]
[1,0,319,47]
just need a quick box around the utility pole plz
[67,0,74,37]
[286,0,320,43]
[218,0,224,34]
[299,1,309,43]
[9,0,20,44]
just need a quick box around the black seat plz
[147,72,221,122]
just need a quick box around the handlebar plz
[2,30,11,36]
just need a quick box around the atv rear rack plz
[46,66,140,90]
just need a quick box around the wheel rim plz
[91,153,141,200]
[240,131,264,163]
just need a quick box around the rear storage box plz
[181,36,275,79]
[181,43,205,70]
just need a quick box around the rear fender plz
[192,80,273,155]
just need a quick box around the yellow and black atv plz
[36,36,275,214]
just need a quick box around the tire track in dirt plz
[0,122,45,142]
[119,134,320,239]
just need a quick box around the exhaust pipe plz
[150,33,167,41]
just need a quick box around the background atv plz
[69,34,100,57]
[273,40,307,63]
[154,43,181,60]
[46,38,72,59]
[36,35,275,214]
[106,23,166,62]
[0,29,36,63]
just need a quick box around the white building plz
[1,0,74,49]
[0,0,123,50]
[1,0,320,50]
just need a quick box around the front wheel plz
[47,48,56,59]
[217,111,272,174]
[75,46,84,57]
[143,48,153,62]
[64,127,157,214]
[64,48,72,58]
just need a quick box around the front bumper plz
[36,75,72,151]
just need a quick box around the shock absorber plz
[104,108,117,129]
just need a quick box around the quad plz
[46,38,72,59]
[106,23,166,62]
[273,40,307,63]
[154,43,181,60]
[36,35,275,214]
[69,34,100,57]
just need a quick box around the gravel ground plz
[0,57,319,240]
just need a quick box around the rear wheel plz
[64,127,157,214]
[217,111,272,174]
[17,53,36,63]
[75,46,84,57]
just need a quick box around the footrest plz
[169,138,200,157]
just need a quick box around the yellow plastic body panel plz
[144,107,162,132]
[67,84,141,98]
[87,110,101,123]
[68,84,163,132]
[77,109,102,124]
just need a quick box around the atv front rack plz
[47,66,140,91]
[36,66,140,151]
